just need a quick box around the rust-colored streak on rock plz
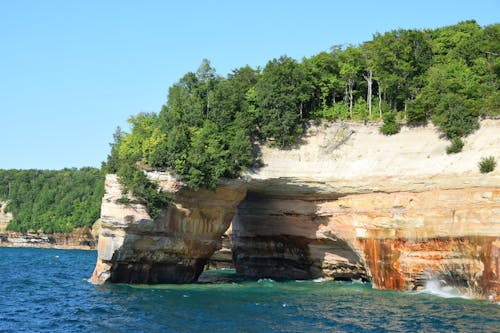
[477,237,500,300]
[361,236,500,299]
[362,238,404,290]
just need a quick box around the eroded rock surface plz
[0,201,12,232]
[91,174,246,284]
[0,227,96,249]
[92,120,500,300]
[232,188,499,299]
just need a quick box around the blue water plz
[0,248,498,332]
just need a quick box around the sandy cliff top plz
[245,119,500,195]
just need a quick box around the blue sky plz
[0,0,498,169]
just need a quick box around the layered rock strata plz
[0,227,96,249]
[91,174,245,284]
[232,188,499,299]
[92,120,500,300]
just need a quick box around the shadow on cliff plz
[229,186,369,282]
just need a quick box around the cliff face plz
[0,201,12,232]
[232,188,499,298]
[92,120,500,300]
[91,174,246,284]
[0,227,96,249]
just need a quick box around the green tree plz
[0,168,104,233]
[254,55,311,147]
[409,60,480,137]
[338,46,362,118]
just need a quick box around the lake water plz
[0,247,498,332]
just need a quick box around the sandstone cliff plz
[92,120,500,300]
[91,174,245,284]
[0,201,12,232]
[0,227,96,249]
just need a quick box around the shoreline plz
[0,230,96,251]
[0,242,95,251]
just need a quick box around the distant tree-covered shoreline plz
[0,168,104,233]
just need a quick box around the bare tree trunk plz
[299,102,303,120]
[348,80,354,119]
[206,94,210,118]
[404,100,407,121]
[378,88,382,119]
[363,70,373,118]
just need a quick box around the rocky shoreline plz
[0,227,97,250]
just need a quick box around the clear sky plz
[0,0,498,169]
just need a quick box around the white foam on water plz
[313,277,326,283]
[418,280,471,299]
[257,278,275,283]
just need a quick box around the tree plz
[254,55,311,147]
[103,126,124,173]
[0,169,104,233]
[361,41,376,118]
[371,29,432,117]
[338,46,362,118]
[409,60,480,137]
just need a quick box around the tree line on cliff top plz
[0,168,104,233]
[105,20,499,198]
[1,21,497,233]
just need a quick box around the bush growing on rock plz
[446,137,464,154]
[380,112,400,135]
[478,156,496,174]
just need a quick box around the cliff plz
[92,174,245,284]
[0,227,96,250]
[92,120,500,300]
[0,201,12,232]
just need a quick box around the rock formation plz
[91,174,245,284]
[92,120,500,300]
[0,227,96,249]
[0,201,12,232]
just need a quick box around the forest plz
[0,168,104,233]
[104,20,499,211]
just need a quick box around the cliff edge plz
[92,120,500,300]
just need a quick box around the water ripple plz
[0,248,499,333]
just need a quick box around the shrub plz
[478,156,496,174]
[117,196,130,204]
[446,137,464,154]
[380,112,400,135]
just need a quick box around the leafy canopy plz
[104,20,499,195]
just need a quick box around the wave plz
[417,280,471,299]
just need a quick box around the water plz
[0,248,498,332]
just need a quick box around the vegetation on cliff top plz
[479,156,497,173]
[0,168,104,233]
[105,20,499,193]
